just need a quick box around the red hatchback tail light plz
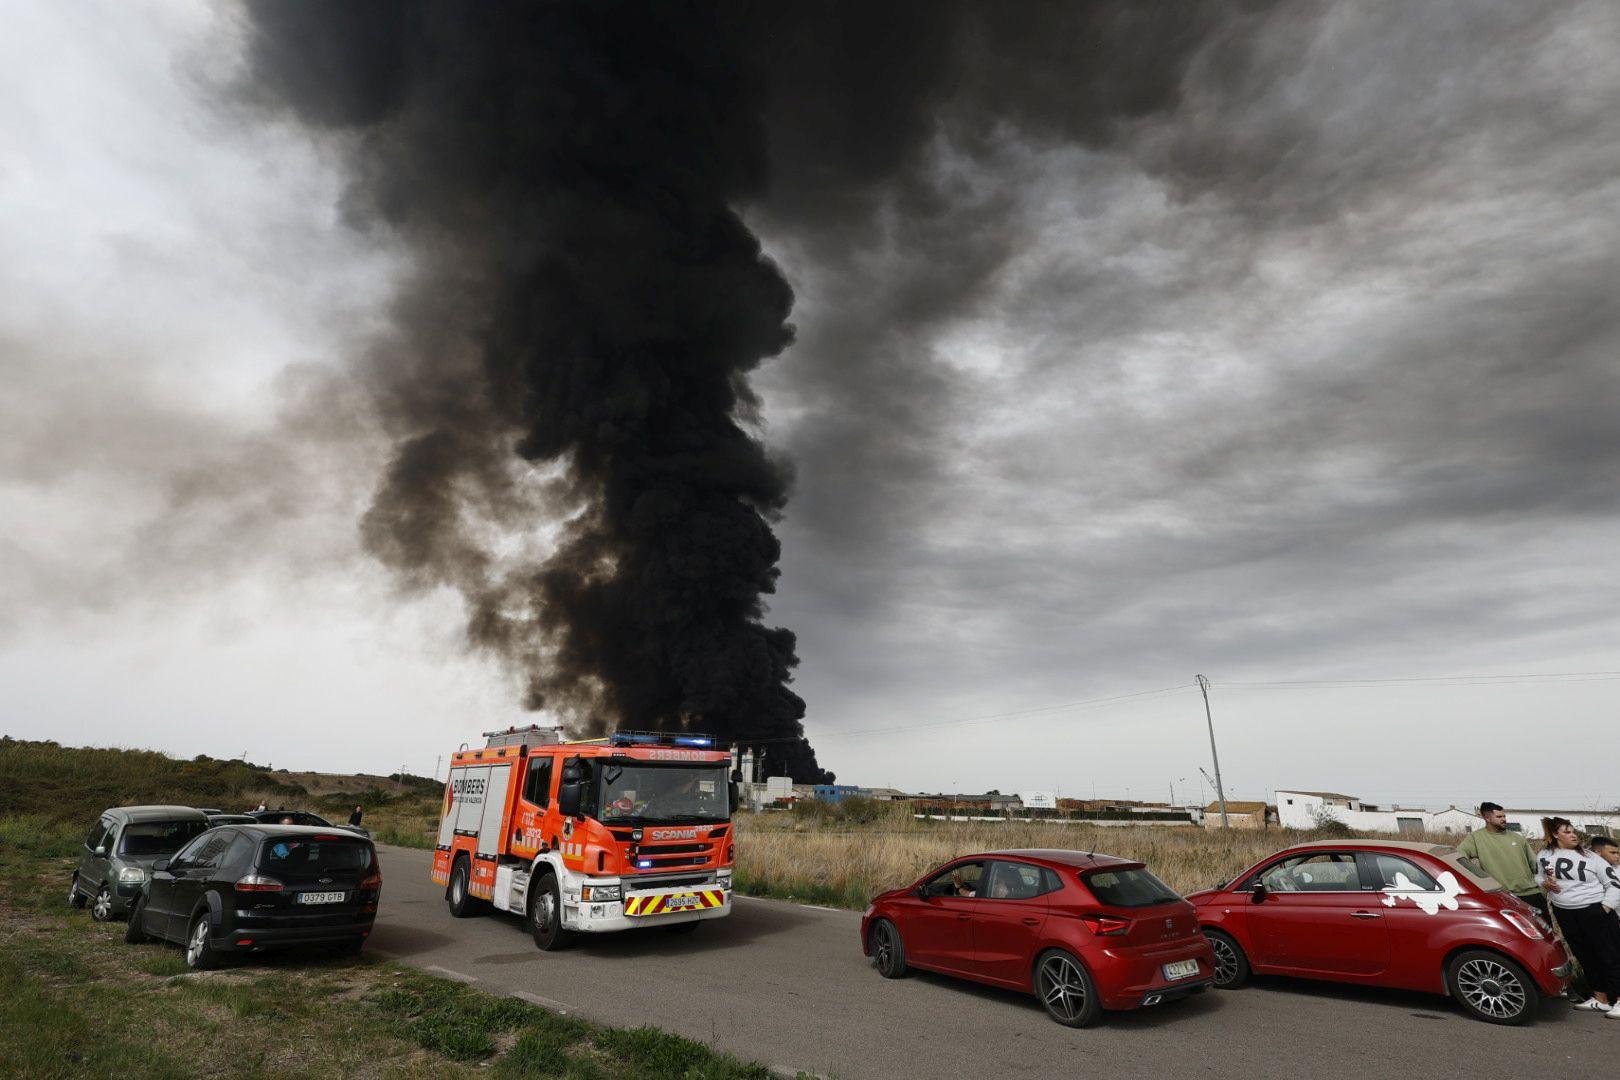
[1501,909,1545,940]
[1080,914,1131,937]
[235,874,284,893]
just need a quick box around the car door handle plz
[1021,917,1040,926]
[957,913,972,920]
[1350,911,1382,919]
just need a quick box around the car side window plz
[225,833,255,867]
[86,820,110,852]
[921,861,984,898]
[984,861,1049,900]
[1259,852,1362,892]
[1368,853,1440,891]
[171,833,214,868]
[525,758,553,808]
[196,833,235,869]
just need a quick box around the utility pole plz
[1197,674,1230,829]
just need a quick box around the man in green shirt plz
[1457,801,1551,917]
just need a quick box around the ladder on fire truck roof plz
[480,726,718,750]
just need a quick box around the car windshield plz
[257,837,372,880]
[118,820,209,857]
[1083,867,1182,907]
[597,764,729,823]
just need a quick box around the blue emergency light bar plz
[608,731,716,749]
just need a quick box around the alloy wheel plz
[187,919,208,966]
[1456,957,1526,1020]
[92,887,112,921]
[1210,935,1240,985]
[1038,954,1088,1023]
[874,923,895,972]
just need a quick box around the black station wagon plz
[123,824,381,969]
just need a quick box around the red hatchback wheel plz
[1034,949,1100,1028]
[870,918,908,978]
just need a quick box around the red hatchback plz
[1190,839,1570,1024]
[861,849,1214,1026]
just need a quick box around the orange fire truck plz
[431,726,738,948]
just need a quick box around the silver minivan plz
[69,805,211,921]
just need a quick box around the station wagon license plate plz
[1162,959,1200,981]
[296,891,346,905]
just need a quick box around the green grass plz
[0,806,795,1080]
[0,736,306,825]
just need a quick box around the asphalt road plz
[370,846,1612,1079]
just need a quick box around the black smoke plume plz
[242,1,1262,783]
[244,1,832,780]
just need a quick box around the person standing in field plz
[349,805,364,827]
[1457,801,1552,916]
[1591,836,1620,895]
[1539,817,1620,1015]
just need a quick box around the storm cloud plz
[2,1,1618,803]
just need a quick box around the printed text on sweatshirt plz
[1537,848,1620,909]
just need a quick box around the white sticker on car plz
[1379,870,1462,915]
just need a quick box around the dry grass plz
[732,802,1460,910]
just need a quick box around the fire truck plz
[431,725,738,949]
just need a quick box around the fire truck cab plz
[431,726,738,949]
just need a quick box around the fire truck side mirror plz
[558,782,584,818]
[728,781,740,813]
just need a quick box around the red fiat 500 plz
[861,849,1214,1026]
[1189,839,1569,1024]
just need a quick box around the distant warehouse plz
[1276,789,1620,837]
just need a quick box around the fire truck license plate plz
[296,891,346,905]
[1162,959,1200,981]
[664,895,701,910]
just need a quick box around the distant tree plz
[1311,804,1354,837]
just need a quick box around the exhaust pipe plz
[1142,994,1162,1007]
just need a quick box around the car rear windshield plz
[118,820,210,857]
[257,837,372,880]
[1082,867,1182,907]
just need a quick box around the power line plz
[1218,670,1620,689]
[730,668,1620,750]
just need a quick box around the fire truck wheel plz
[529,872,574,951]
[446,857,485,918]
[870,918,908,979]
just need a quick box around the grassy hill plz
[0,737,442,847]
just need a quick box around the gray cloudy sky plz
[3,1,1619,810]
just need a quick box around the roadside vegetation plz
[0,736,442,846]
[0,809,794,1079]
[3,733,1461,915]
[733,797,1460,910]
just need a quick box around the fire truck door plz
[478,765,511,858]
[448,765,491,843]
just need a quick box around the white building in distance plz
[1278,790,1479,836]
[1277,789,1620,837]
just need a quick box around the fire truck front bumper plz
[568,885,732,933]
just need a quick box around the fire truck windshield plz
[597,763,729,824]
